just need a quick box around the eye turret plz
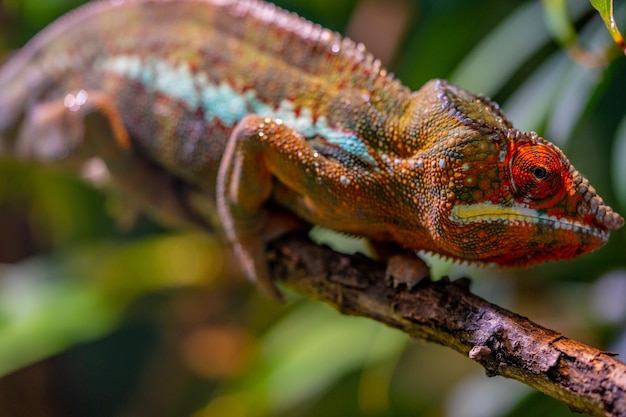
[510,144,564,201]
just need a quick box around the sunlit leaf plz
[590,0,626,53]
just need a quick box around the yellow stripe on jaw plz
[451,201,544,223]
[449,201,608,239]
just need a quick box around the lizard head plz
[403,80,623,266]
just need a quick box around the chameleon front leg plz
[14,90,210,230]
[217,115,337,300]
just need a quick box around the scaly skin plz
[0,0,623,298]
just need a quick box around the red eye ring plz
[510,144,563,200]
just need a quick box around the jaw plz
[441,201,610,266]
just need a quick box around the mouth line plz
[450,202,608,240]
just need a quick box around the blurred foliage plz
[0,0,625,416]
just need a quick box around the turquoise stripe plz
[101,54,376,166]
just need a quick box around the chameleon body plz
[0,0,623,298]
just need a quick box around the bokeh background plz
[0,0,625,416]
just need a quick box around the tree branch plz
[268,233,626,417]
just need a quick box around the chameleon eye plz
[510,144,563,200]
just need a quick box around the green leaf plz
[0,233,223,377]
[590,0,626,52]
[0,259,118,376]
[227,301,408,416]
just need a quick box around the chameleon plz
[0,0,623,299]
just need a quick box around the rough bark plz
[268,233,626,417]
